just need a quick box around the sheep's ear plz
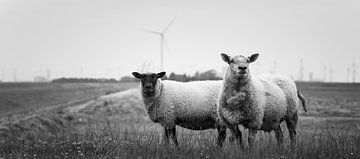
[132,72,142,79]
[157,72,166,78]
[221,53,231,64]
[249,54,259,63]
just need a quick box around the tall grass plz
[1,121,359,159]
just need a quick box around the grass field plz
[0,82,360,158]
[297,82,360,117]
[0,82,138,117]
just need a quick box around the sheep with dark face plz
[132,72,232,147]
[217,53,307,149]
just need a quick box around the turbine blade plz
[140,29,162,35]
[162,16,177,33]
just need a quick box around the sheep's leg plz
[228,125,243,148]
[274,125,284,148]
[234,125,243,146]
[219,116,243,148]
[216,125,227,147]
[169,126,179,147]
[162,127,170,144]
[285,113,298,149]
[218,109,243,148]
[248,128,257,150]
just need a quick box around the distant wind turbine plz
[142,17,177,71]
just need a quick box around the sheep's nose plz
[144,84,152,89]
[238,66,247,70]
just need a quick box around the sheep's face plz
[221,53,259,79]
[132,72,166,96]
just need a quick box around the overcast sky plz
[0,0,359,82]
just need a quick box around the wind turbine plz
[142,17,177,71]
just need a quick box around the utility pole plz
[46,69,50,81]
[353,61,356,83]
[299,59,304,81]
[1,68,4,81]
[309,72,313,82]
[347,67,350,82]
[13,69,17,82]
[323,65,327,82]
[161,34,164,71]
[272,60,277,74]
[80,67,83,78]
[329,67,333,82]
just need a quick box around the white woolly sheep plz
[217,53,307,149]
[132,72,234,147]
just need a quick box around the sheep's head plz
[132,72,166,96]
[220,53,259,79]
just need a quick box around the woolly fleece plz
[141,79,223,130]
[218,69,300,132]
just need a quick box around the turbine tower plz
[353,60,356,83]
[142,17,177,71]
[0,68,3,81]
[347,67,350,82]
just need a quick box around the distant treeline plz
[166,69,222,82]
[52,78,118,83]
[120,69,222,82]
[52,69,223,83]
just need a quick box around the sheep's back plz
[161,80,222,120]
[257,74,299,112]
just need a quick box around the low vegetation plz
[1,120,359,159]
[0,82,359,158]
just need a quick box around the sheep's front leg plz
[216,125,227,147]
[274,125,284,148]
[169,126,179,147]
[162,126,170,144]
[233,125,243,149]
[225,124,243,149]
[248,128,257,150]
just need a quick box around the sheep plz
[217,53,308,149]
[132,71,234,147]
